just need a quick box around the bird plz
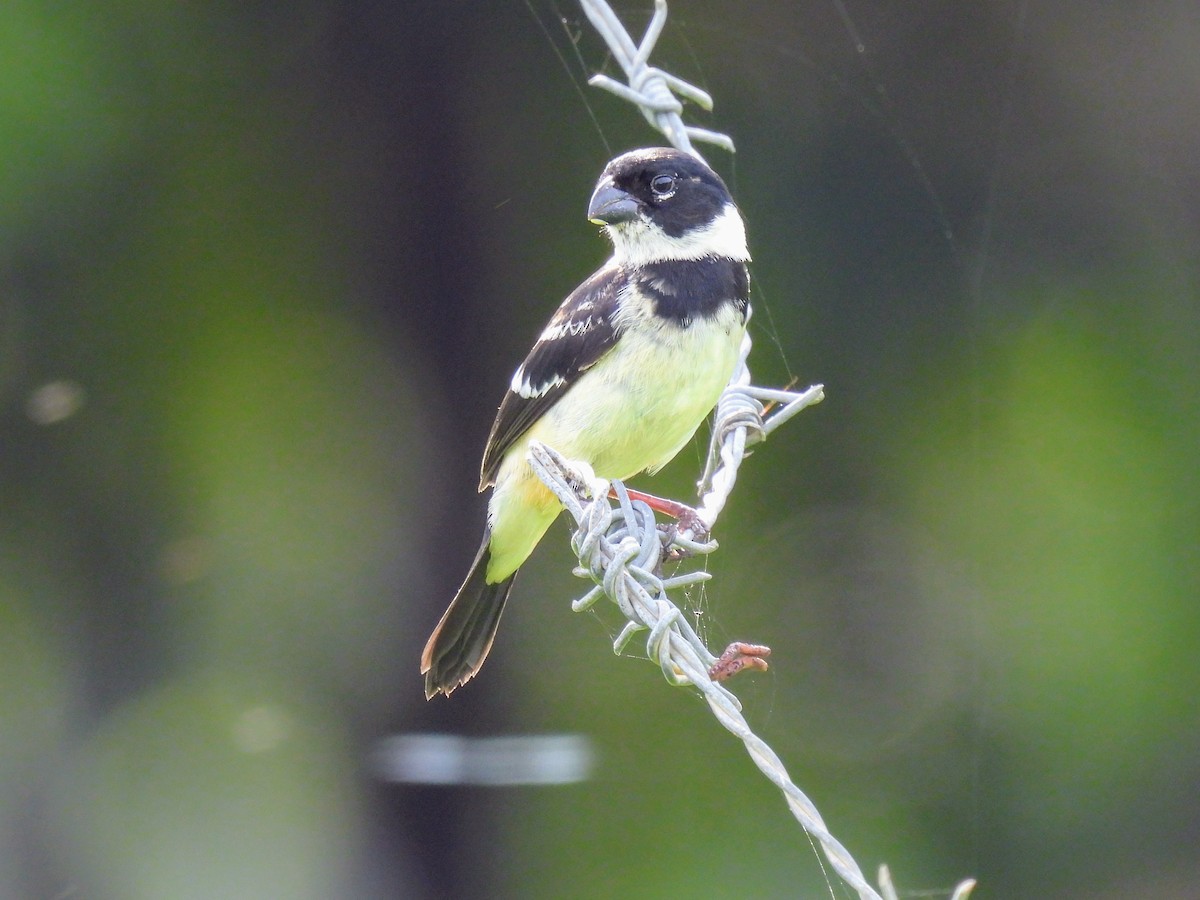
[421,147,751,698]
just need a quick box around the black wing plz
[479,265,624,489]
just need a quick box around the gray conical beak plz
[587,181,640,225]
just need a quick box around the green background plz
[2,2,1197,897]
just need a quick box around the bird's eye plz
[650,174,676,197]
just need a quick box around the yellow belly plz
[485,308,744,583]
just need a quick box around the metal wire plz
[532,408,902,898]
[580,0,735,161]
[547,2,975,898]
[694,325,825,532]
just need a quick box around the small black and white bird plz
[421,147,752,698]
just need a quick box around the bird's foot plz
[612,486,710,558]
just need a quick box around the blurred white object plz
[26,379,85,424]
[371,733,594,786]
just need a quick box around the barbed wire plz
[524,1,979,898]
[580,0,734,162]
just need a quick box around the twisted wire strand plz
[561,3,975,897]
[530,435,974,900]
[695,327,825,532]
[529,439,883,900]
[580,0,735,160]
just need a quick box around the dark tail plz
[421,534,516,698]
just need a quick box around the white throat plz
[607,203,750,267]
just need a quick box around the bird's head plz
[587,147,749,266]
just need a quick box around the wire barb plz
[694,326,825,534]
[580,0,735,159]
